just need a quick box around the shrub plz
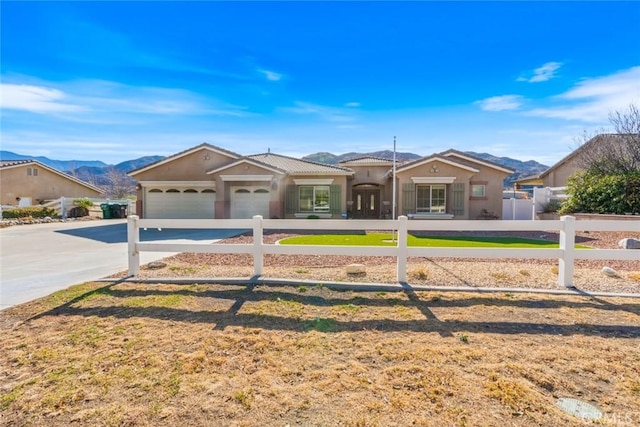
[73,198,94,209]
[2,206,58,219]
[560,171,640,215]
[542,200,562,213]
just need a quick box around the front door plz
[353,189,380,219]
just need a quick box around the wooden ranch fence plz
[127,215,639,288]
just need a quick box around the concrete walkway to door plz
[0,219,243,310]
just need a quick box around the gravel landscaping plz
[125,230,640,294]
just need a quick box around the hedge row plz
[560,171,640,215]
[1,207,58,219]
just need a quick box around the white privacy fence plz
[533,186,568,215]
[127,215,639,288]
[502,198,535,220]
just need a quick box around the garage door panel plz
[145,189,215,219]
[231,187,270,219]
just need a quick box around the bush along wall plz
[1,207,58,219]
[560,171,640,215]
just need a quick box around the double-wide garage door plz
[144,186,270,219]
[145,188,216,219]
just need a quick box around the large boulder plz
[618,238,640,249]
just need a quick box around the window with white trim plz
[299,185,330,212]
[416,184,446,213]
[471,184,486,198]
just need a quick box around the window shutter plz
[402,183,416,215]
[452,183,465,216]
[329,185,341,215]
[286,185,297,214]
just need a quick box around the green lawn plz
[279,233,587,248]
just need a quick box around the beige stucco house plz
[0,160,103,206]
[515,134,631,188]
[129,143,513,220]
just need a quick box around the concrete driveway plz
[0,219,243,310]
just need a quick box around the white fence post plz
[396,216,408,283]
[558,215,576,288]
[253,215,264,277]
[127,215,140,276]
[61,196,67,219]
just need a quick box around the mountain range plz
[303,150,549,187]
[1,150,549,188]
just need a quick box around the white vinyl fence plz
[502,198,535,220]
[533,187,568,216]
[127,215,639,288]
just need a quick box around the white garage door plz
[145,188,216,219]
[231,187,270,219]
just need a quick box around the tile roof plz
[0,160,33,168]
[249,152,353,175]
[339,156,396,165]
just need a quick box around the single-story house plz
[0,160,103,206]
[129,143,513,220]
[515,133,632,188]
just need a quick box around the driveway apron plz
[0,219,243,310]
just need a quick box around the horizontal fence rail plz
[127,215,639,288]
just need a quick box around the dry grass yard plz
[1,280,640,427]
[2,230,639,426]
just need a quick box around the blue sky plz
[1,1,639,166]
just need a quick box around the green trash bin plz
[100,204,112,219]
[110,204,122,219]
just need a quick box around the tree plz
[561,103,640,215]
[103,167,135,198]
[575,104,640,175]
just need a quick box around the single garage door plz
[145,188,216,219]
[231,187,270,219]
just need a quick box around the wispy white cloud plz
[525,66,640,122]
[517,62,563,83]
[345,102,360,108]
[258,69,283,81]
[282,101,358,123]
[475,95,524,111]
[1,84,86,113]
[0,77,251,120]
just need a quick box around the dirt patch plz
[1,281,639,426]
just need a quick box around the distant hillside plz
[303,150,549,188]
[304,150,421,164]
[68,156,165,187]
[0,150,108,171]
[114,156,165,173]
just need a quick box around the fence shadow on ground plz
[27,280,640,339]
[56,223,246,244]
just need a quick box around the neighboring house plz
[0,160,103,206]
[129,143,513,220]
[515,133,631,188]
